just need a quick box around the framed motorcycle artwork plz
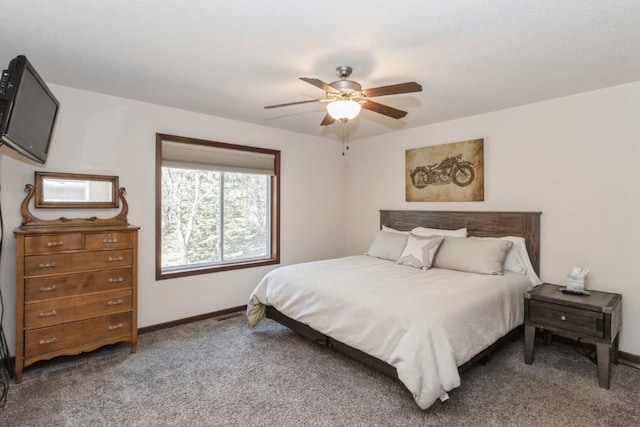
[406,139,484,201]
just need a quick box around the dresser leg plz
[524,324,535,364]
[596,342,610,389]
[14,357,23,384]
[611,335,619,365]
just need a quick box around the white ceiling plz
[2,0,640,141]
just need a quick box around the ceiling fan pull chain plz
[341,120,351,156]
[346,122,350,152]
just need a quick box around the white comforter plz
[247,255,530,409]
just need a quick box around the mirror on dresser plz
[35,171,119,209]
[20,171,129,227]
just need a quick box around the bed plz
[247,210,541,409]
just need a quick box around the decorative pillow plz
[381,225,410,235]
[366,230,409,262]
[433,236,513,275]
[411,226,467,237]
[396,234,444,269]
[472,236,542,286]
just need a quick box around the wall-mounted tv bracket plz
[0,70,13,127]
[0,69,14,100]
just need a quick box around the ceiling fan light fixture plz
[326,99,361,121]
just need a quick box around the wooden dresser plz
[14,224,139,383]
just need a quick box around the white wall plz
[344,81,640,355]
[0,85,347,353]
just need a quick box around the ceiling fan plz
[264,66,422,126]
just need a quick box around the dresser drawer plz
[24,249,132,276]
[85,232,133,250]
[24,233,84,254]
[25,289,132,329]
[25,268,133,302]
[25,312,132,358]
[530,300,604,337]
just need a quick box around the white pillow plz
[503,237,528,274]
[381,225,410,235]
[397,234,444,269]
[367,230,409,262]
[472,236,542,286]
[433,236,512,275]
[411,226,467,237]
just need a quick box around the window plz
[156,134,280,280]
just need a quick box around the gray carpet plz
[1,314,638,426]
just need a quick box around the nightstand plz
[524,283,622,389]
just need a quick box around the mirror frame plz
[35,172,119,209]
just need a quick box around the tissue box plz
[566,276,586,291]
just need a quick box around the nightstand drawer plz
[530,300,604,337]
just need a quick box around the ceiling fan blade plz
[361,100,408,119]
[320,113,335,126]
[362,82,422,98]
[264,99,322,109]
[300,77,340,94]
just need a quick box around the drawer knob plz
[108,299,124,306]
[102,238,118,244]
[108,323,124,330]
[107,256,124,262]
[46,241,64,247]
[38,285,58,292]
[38,262,57,269]
[39,337,58,345]
[38,310,57,318]
[108,277,125,284]
[560,315,567,321]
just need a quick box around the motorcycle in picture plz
[410,154,475,189]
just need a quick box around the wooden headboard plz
[380,210,542,275]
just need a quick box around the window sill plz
[156,257,280,280]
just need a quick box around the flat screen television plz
[0,55,59,164]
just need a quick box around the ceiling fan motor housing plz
[330,79,362,96]
[330,66,362,97]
